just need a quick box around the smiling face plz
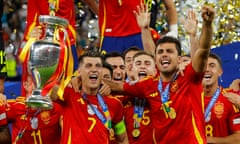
[155,42,181,76]
[202,57,223,87]
[105,57,126,82]
[132,54,157,80]
[79,57,103,94]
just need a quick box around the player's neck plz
[160,71,177,82]
[204,82,219,97]
[82,86,98,96]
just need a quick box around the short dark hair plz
[133,51,154,61]
[102,61,113,78]
[78,50,103,66]
[208,53,222,69]
[103,51,124,62]
[156,36,182,56]
[123,46,141,60]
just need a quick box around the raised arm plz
[183,9,199,57]
[163,0,178,38]
[192,5,215,73]
[102,78,125,93]
[134,3,156,55]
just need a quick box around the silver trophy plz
[25,15,69,109]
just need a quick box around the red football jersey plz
[124,97,154,144]
[3,97,62,144]
[99,0,144,37]
[204,89,240,137]
[60,87,124,144]
[124,64,206,144]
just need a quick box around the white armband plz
[166,24,178,38]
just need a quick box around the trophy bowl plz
[25,15,69,109]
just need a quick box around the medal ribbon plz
[204,87,221,120]
[158,74,177,117]
[133,98,145,129]
[14,108,41,143]
[158,75,177,104]
[83,93,112,130]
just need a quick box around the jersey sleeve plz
[123,77,153,98]
[184,63,204,84]
[110,98,127,135]
[110,98,124,125]
[229,106,240,132]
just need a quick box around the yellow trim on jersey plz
[99,0,107,52]
[232,104,239,113]
[67,128,71,144]
[108,95,124,103]
[192,112,204,144]
[201,92,205,113]
[153,128,157,144]
[7,99,16,103]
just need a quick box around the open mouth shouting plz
[138,71,147,79]
[161,60,170,68]
[89,74,98,82]
[203,73,212,82]
[113,76,123,82]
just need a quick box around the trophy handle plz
[30,68,41,89]
[54,27,68,42]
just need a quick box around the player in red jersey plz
[84,0,177,53]
[0,76,62,144]
[124,51,157,144]
[103,5,215,144]
[203,53,240,143]
[20,0,78,96]
[52,51,128,144]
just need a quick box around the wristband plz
[166,24,178,38]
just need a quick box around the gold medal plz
[132,129,141,138]
[109,128,115,137]
[168,107,176,119]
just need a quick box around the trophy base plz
[26,89,53,110]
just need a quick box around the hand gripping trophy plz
[19,15,73,109]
